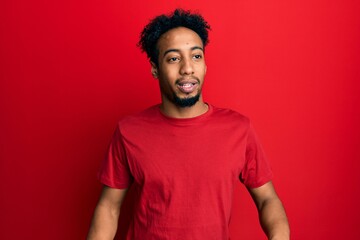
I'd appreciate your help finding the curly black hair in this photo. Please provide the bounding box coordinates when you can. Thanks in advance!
[138,9,211,66]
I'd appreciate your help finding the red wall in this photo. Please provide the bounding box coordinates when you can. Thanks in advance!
[1,0,360,239]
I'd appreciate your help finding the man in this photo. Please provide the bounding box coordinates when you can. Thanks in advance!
[87,9,290,240]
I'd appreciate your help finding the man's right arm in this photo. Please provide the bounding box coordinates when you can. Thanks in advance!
[87,186,128,240]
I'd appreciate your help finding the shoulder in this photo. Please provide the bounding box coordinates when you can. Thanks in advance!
[209,104,250,126]
[116,105,161,131]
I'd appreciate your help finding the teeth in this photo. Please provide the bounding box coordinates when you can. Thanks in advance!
[180,83,195,87]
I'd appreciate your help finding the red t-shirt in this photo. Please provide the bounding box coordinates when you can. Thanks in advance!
[98,104,273,240]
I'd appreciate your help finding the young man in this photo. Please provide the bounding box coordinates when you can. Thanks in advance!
[87,9,290,240]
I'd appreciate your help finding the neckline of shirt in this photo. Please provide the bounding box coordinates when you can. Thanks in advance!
[156,103,213,126]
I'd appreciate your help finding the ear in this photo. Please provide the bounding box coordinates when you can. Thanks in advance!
[150,61,158,79]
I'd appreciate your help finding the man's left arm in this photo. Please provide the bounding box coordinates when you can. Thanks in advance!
[248,181,290,240]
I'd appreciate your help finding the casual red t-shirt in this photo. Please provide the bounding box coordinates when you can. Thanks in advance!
[98,104,273,240]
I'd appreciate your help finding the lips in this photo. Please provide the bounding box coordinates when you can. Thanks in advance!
[176,78,199,94]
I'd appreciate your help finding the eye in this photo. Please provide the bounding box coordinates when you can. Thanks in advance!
[193,54,203,60]
[168,57,180,62]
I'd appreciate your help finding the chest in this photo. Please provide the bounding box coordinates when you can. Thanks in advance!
[122,124,248,187]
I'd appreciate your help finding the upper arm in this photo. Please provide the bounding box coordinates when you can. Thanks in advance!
[247,181,279,210]
[97,185,128,210]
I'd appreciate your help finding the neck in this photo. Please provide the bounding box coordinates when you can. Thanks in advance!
[160,98,208,119]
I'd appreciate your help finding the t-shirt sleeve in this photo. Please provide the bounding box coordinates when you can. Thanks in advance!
[240,122,273,188]
[97,124,133,189]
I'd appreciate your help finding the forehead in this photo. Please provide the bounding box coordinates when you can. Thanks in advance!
[157,27,203,53]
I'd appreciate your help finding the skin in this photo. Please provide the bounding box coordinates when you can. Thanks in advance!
[151,27,208,118]
[248,182,290,240]
[87,27,290,240]
[87,187,127,240]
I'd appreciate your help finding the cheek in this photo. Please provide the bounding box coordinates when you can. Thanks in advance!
[196,63,206,74]
[162,69,178,81]
[200,65,207,77]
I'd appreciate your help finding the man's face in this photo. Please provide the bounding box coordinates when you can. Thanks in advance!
[152,27,207,108]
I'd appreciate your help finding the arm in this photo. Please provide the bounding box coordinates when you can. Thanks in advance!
[87,186,128,240]
[248,181,290,240]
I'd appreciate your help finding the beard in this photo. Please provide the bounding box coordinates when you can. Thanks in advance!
[172,93,200,108]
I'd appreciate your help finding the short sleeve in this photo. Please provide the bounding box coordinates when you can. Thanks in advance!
[97,124,133,189]
[240,123,273,188]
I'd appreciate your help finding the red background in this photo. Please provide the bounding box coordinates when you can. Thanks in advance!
[1,0,360,239]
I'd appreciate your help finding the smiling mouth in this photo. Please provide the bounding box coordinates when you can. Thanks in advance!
[177,82,198,93]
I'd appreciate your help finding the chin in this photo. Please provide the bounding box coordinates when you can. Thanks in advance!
[173,93,200,108]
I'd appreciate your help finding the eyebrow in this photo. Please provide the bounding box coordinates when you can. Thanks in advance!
[163,46,204,57]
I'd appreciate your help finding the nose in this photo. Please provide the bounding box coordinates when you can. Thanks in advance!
[180,57,194,75]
